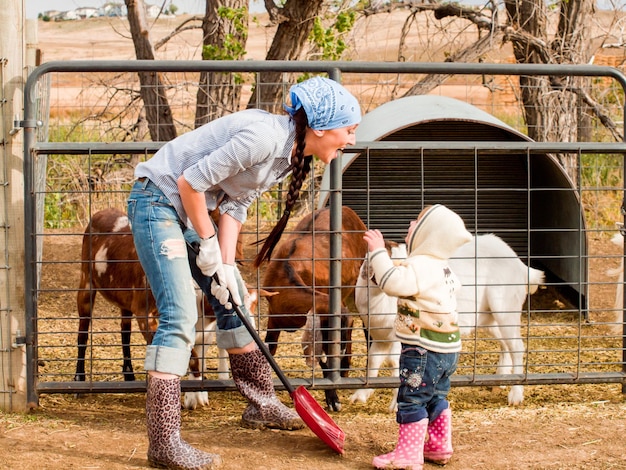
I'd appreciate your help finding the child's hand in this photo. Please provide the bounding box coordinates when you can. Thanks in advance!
[364,229,385,252]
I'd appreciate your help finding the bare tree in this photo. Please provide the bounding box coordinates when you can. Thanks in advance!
[366,0,607,181]
[195,0,249,127]
[124,1,327,128]
[248,0,325,112]
[124,0,177,141]
[505,0,595,175]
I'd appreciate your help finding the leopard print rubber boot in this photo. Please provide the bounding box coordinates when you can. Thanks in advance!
[146,375,222,470]
[229,348,304,431]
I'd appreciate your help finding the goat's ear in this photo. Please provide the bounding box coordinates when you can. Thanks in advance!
[259,288,279,298]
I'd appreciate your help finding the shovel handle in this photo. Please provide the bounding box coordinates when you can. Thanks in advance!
[187,241,345,454]
[185,240,296,394]
[228,299,296,395]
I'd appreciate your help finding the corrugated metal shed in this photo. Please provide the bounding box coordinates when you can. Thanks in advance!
[318,95,586,307]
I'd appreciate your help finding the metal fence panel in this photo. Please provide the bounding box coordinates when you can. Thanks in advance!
[22,61,626,406]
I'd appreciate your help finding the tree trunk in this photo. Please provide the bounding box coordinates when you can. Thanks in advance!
[247,0,325,112]
[125,0,177,141]
[557,0,595,146]
[504,0,593,181]
[504,0,548,142]
[194,0,248,127]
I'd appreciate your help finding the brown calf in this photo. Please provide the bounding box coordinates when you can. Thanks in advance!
[261,205,368,411]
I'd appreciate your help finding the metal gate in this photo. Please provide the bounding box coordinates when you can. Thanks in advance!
[21,60,626,406]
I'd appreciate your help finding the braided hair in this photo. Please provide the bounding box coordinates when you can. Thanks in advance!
[253,107,312,267]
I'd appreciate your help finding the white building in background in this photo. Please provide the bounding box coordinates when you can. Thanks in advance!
[41,10,61,19]
[100,3,128,17]
[146,4,164,17]
[75,7,99,19]
[54,10,79,20]
[42,3,171,21]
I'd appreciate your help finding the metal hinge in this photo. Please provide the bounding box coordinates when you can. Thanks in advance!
[9,116,42,136]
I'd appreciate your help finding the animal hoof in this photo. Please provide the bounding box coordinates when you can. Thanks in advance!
[328,401,342,412]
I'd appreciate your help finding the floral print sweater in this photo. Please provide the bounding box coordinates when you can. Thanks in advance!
[368,204,473,353]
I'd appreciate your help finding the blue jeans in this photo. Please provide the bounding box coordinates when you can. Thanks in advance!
[127,178,252,376]
[396,343,458,425]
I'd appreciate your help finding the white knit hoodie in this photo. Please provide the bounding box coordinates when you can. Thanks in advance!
[368,204,473,353]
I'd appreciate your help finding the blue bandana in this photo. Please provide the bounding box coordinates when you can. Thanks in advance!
[284,76,361,130]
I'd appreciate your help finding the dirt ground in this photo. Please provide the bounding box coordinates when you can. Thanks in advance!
[1,383,625,470]
[2,13,625,470]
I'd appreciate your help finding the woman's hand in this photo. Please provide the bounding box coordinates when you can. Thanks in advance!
[210,264,242,308]
[199,213,243,308]
[178,174,244,307]
[197,232,243,309]
[197,235,223,277]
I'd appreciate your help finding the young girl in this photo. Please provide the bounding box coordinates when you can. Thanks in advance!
[127,76,361,470]
[363,204,472,470]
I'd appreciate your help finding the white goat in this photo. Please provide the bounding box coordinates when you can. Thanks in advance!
[183,295,226,411]
[350,234,545,410]
[350,244,405,412]
[183,289,259,410]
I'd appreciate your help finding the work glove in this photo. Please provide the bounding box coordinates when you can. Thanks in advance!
[210,264,242,310]
[197,235,223,277]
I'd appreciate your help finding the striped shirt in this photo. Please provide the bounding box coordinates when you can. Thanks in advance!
[135,108,295,225]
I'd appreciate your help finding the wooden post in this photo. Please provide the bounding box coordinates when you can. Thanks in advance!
[0,0,37,411]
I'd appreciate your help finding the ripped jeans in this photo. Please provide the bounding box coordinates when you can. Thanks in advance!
[127,178,252,377]
[396,343,459,425]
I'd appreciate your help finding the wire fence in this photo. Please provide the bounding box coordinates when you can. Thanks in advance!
[20,60,626,407]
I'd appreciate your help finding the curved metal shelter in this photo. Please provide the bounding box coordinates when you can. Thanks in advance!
[319,95,586,307]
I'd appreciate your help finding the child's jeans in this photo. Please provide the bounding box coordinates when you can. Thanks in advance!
[396,343,459,425]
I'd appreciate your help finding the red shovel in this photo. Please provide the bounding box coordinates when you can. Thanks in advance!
[205,271,345,454]
[231,300,346,454]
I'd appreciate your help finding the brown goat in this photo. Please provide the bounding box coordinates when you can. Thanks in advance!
[75,208,262,409]
[75,208,159,384]
[261,205,368,411]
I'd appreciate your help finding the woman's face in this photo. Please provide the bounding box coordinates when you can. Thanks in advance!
[306,124,358,164]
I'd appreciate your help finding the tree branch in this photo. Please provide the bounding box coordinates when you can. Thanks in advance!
[404,30,505,96]
[569,85,624,141]
[433,3,495,30]
[502,26,553,63]
[153,16,204,50]
[264,0,290,24]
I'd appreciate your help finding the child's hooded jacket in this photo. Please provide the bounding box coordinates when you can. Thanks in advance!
[368,204,473,353]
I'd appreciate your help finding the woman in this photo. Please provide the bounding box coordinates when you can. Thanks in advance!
[127,76,361,470]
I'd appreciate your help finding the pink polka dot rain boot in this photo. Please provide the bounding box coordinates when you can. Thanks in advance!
[423,407,453,465]
[372,418,428,470]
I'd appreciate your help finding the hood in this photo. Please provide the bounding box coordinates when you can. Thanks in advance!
[406,204,473,259]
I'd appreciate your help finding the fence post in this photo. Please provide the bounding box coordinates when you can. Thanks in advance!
[0,2,38,411]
